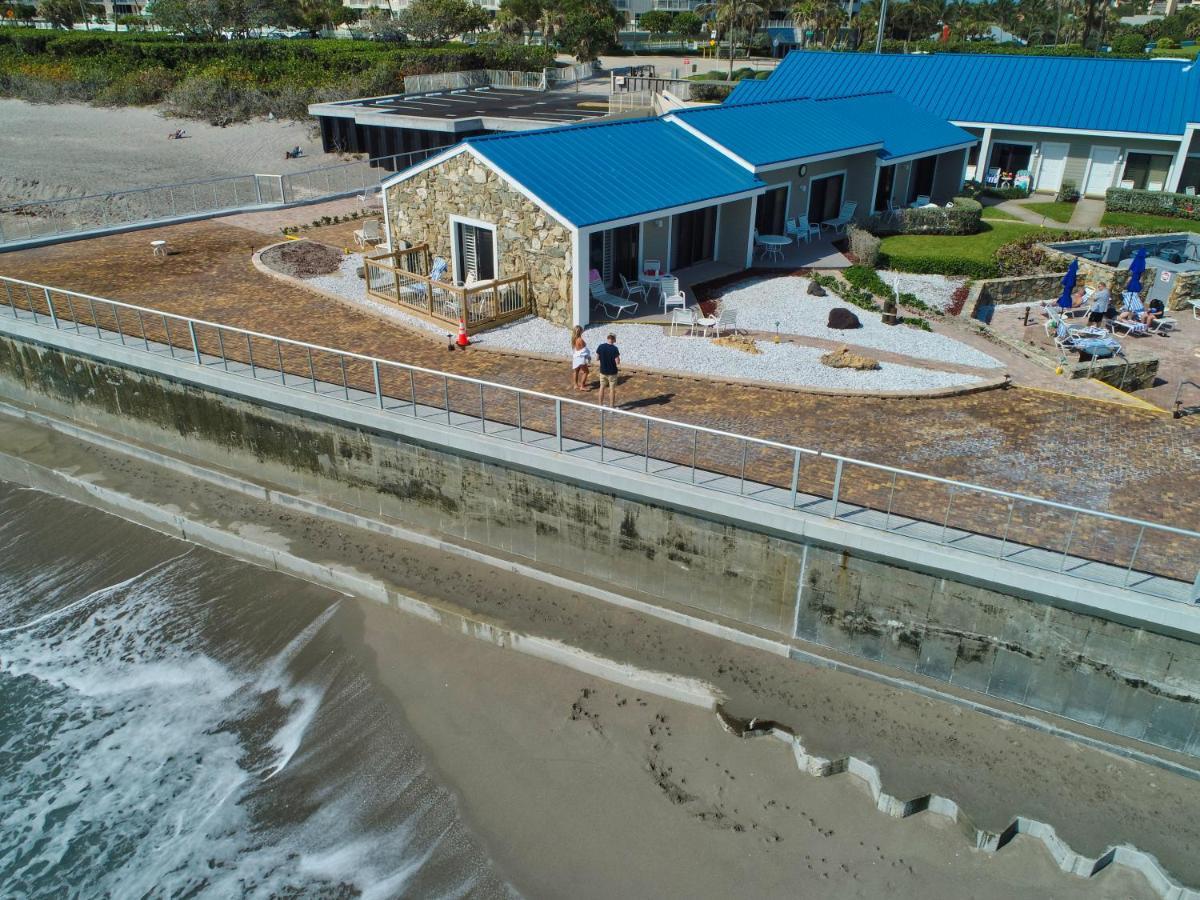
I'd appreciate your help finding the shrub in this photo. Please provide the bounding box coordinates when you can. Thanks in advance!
[809,272,880,312]
[1110,32,1147,54]
[96,65,175,105]
[875,252,998,279]
[946,282,971,316]
[1105,186,1200,220]
[1156,36,1179,49]
[842,264,889,297]
[847,225,880,268]
[689,81,733,102]
[868,197,982,236]
[1055,180,1080,203]
[992,226,1145,276]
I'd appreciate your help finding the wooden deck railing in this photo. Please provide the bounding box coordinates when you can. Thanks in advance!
[364,246,532,333]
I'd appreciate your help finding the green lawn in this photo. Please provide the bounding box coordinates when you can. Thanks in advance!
[981,206,1020,221]
[1099,211,1200,234]
[878,221,1048,277]
[1022,201,1077,223]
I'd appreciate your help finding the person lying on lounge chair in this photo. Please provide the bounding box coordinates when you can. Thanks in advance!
[1117,291,1157,327]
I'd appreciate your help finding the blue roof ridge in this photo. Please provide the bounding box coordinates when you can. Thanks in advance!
[682,89,901,115]
[783,48,1191,67]
[813,90,895,103]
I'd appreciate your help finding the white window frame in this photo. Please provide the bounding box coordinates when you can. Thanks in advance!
[807,169,847,222]
[448,214,499,284]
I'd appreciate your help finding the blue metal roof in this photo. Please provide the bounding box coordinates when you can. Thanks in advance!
[465,118,765,228]
[673,92,975,167]
[729,51,1200,136]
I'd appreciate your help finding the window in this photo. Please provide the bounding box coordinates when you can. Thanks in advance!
[1180,157,1200,194]
[808,173,845,223]
[453,220,495,283]
[672,207,716,270]
[754,186,788,235]
[1122,152,1173,191]
[874,165,895,213]
[589,224,639,287]
[987,142,1032,175]
[908,156,937,203]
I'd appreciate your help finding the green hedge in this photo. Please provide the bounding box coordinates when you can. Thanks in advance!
[875,253,998,279]
[689,81,734,102]
[868,197,982,236]
[1104,186,1200,221]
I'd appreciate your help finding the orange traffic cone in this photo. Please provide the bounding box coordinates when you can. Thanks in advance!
[456,319,470,347]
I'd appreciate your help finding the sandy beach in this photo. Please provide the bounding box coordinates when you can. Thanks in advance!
[0,99,346,204]
[346,601,1153,900]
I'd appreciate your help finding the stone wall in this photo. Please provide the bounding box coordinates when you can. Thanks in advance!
[1068,355,1158,391]
[965,273,1064,319]
[386,151,574,326]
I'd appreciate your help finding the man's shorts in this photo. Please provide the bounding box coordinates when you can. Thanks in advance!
[600,373,618,388]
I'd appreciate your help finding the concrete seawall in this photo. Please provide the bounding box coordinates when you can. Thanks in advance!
[1,322,1199,758]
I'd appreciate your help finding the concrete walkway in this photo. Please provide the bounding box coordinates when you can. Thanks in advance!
[1068,198,1105,230]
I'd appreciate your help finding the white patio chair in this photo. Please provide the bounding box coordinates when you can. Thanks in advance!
[699,306,737,338]
[820,201,857,235]
[353,218,381,248]
[619,273,648,304]
[590,277,636,319]
[669,306,696,337]
[662,285,686,316]
[753,229,767,256]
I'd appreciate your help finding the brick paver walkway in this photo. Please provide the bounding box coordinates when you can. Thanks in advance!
[2,219,1197,580]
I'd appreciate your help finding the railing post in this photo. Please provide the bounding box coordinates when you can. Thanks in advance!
[217,330,227,370]
[373,361,384,409]
[340,356,350,401]
[43,288,59,330]
[137,309,149,349]
[444,377,451,424]
[162,315,173,356]
[738,442,748,494]
[555,399,563,452]
[246,334,256,378]
[998,501,1015,559]
[789,449,801,508]
[307,347,317,392]
[188,321,202,365]
[1060,510,1080,572]
[516,391,524,441]
[883,471,898,530]
[478,382,486,432]
[830,459,843,518]
[275,340,286,384]
[600,409,606,462]
[643,420,651,472]
[1123,525,1145,587]
[409,370,418,416]
[940,487,956,544]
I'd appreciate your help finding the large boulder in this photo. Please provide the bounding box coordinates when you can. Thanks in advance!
[820,346,880,370]
[806,281,828,297]
[827,307,862,329]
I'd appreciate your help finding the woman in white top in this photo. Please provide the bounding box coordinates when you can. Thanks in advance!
[571,326,592,391]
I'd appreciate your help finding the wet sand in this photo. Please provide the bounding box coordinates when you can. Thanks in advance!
[344,600,1154,899]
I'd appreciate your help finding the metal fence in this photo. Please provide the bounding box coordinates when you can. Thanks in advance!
[0,147,438,246]
[1,273,1197,606]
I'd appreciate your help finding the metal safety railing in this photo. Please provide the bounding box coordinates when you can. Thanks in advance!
[1,273,1197,605]
[0,146,439,246]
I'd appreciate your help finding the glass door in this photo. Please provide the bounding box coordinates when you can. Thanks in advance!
[754,186,788,235]
[808,173,844,223]
[671,207,716,271]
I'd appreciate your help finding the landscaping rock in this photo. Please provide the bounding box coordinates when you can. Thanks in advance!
[827,307,861,329]
[820,346,880,370]
[807,281,828,297]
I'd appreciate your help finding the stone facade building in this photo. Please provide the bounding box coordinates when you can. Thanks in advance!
[386,152,574,326]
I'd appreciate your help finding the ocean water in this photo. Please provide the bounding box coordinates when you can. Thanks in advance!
[0,481,513,900]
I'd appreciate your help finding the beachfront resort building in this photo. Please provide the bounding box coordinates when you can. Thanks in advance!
[730,51,1200,197]
[374,91,974,328]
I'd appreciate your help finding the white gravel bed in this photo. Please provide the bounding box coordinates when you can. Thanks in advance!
[302,256,984,391]
[880,271,965,314]
[478,316,982,392]
[717,275,1000,369]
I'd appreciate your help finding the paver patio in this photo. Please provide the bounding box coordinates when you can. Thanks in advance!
[1,215,1197,579]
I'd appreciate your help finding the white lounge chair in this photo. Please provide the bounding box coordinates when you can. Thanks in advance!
[820,201,857,235]
[353,218,382,248]
[590,277,636,319]
[909,195,931,209]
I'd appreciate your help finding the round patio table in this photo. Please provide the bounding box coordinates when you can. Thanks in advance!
[638,272,667,298]
[758,234,790,262]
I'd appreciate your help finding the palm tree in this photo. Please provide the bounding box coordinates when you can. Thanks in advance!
[790,0,819,46]
[698,0,764,79]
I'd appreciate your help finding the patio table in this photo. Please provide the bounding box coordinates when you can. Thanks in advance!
[757,234,790,262]
[638,273,669,299]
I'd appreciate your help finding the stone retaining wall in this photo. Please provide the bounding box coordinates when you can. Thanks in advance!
[386,151,573,326]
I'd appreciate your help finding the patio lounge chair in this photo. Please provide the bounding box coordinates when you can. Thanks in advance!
[785,216,820,244]
[820,201,857,235]
[590,277,636,319]
[354,218,382,248]
[909,195,931,209]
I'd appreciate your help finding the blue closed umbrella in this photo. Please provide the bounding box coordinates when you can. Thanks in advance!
[1056,258,1078,308]
[1126,247,1148,294]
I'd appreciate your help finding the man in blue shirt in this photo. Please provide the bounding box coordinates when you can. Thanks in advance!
[595,333,621,408]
